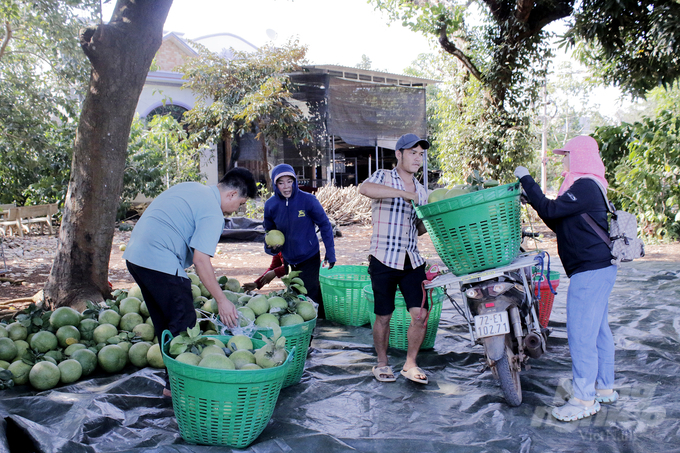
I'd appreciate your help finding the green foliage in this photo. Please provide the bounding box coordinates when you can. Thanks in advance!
[179,39,313,155]
[0,0,97,205]
[119,114,203,218]
[567,0,680,98]
[244,182,273,220]
[594,110,680,240]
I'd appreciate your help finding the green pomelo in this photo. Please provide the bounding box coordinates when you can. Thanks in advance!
[265,229,285,247]
[254,346,287,369]
[6,322,27,341]
[128,341,151,367]
[42,356,57,365]
[119,313,144,332]
[227,335,253,352]
[13,340,29,360]
[239,363,262,370]
[202,298,218,314]
[30,331,58,353]
[132,323,155,342]
[139,301,149,318]
[255,313,280,328]
[204,329,218,335]
[119,297,142,316]
[0,337,17,362]
[238,294,252,304]
[56,325,81,348]
[445,188,469,199]
[267,296,288,312]
[0,325,7,337]
[200,345,226,358]
[224,278,241,293]
[0,360,9,369]
[222,290,240,303]
[29,361,60,390]
[237,307,256,327]
[230,350,256,369]
[280,313,305,326]
[50,306,81,329]
[98,344,127,373]
[64,343,87,356]
[205,337,226,349]
[127,283,144,301]
[427,188,448,203]
[44,350,63,363]
[93,323,119,344]
[8,360,32,385]
[295,301,317,321]
[146,343,165,368]
[198,354,235,370]
[71,348,97,376]
[246,295,269,316]
[199,283,211,298]
[146,316,154,327]
[191,284,201,300]
[98,309,121,328]
[58,359,82,384]
[187,273,200,286]
[175,351,201,366]
[78,318,99,341]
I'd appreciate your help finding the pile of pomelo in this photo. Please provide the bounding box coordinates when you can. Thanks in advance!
[0,285,165,391]
[427,170,500,203]
[0,271,316,391]
[192,272,317,330]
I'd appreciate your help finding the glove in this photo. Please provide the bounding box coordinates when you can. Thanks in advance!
[328,261,335,270]
[514,166,530,179]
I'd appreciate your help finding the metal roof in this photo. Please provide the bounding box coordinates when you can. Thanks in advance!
[304,64,440,87]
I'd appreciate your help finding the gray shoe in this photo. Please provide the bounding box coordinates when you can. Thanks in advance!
[552,398,601,422]
[595,390,619,404]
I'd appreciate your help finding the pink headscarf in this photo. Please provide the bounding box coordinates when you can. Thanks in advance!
[553,135,608,196]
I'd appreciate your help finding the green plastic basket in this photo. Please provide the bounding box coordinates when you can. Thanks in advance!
[415,182,522,276]
[362,285,445,350]
[161,331,293,448]
[254,317,316,388]
[319,265,371,326]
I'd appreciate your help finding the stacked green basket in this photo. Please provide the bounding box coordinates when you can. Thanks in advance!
[362,285,445,350]
[319,265,372,326]
[415,182,522,276]
[254,316,316,388]
[161,331,293,448]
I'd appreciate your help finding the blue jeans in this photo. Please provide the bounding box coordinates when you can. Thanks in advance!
[566,265,618,401]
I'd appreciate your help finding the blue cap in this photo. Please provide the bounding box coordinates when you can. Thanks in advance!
[395,133,430,151]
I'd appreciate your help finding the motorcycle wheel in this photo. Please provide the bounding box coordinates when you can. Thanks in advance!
[496,346,522,407]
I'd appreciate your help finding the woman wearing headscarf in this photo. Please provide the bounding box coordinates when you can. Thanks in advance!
[514,135,618,422]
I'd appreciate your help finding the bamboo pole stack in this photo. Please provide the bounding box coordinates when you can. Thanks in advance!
[316,185,372,225]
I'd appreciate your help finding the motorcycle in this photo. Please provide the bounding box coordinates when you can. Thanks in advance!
[424,239,555,407]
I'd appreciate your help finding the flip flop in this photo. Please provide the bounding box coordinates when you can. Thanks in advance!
[372,365,396,382]
[400,366,428,384]
[551,398,600,422]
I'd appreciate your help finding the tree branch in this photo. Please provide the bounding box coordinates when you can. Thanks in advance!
[437,23,484,83]
[0,21,12,60]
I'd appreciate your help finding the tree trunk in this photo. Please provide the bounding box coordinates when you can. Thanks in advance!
[44,0,173,310]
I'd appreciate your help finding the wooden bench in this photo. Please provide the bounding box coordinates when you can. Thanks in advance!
[0,203,59,237]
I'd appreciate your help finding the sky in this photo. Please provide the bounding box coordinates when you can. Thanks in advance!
[103,0,627,118]
[106,0,436,75]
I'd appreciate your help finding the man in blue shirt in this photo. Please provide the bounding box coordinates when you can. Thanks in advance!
[124,168,257,394]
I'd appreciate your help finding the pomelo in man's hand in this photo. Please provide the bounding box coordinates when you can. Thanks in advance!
[265,230,285,247]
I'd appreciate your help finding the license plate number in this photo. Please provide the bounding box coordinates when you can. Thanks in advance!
[474,311,510,339]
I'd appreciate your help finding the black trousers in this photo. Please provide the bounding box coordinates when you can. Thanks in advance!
[285,252,325,319]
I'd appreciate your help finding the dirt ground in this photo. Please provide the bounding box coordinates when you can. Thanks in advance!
[2,220,679,308]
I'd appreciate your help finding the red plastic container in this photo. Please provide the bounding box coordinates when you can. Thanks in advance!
[533,271,560,328]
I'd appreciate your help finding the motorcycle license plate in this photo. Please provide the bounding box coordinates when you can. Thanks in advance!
[474,311,511,339]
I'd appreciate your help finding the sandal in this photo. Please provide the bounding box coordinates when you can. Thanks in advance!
[595,390,619,404]
[372,365,396,382]
[400,366,428,384]
[551,398,600,422]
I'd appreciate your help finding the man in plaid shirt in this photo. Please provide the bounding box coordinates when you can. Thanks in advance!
[359,133,431,384]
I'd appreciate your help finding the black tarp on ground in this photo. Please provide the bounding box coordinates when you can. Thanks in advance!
[1,259,679,452]
[220,217,265,243]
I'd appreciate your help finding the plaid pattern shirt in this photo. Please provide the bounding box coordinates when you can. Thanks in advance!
[366,168,428,270]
